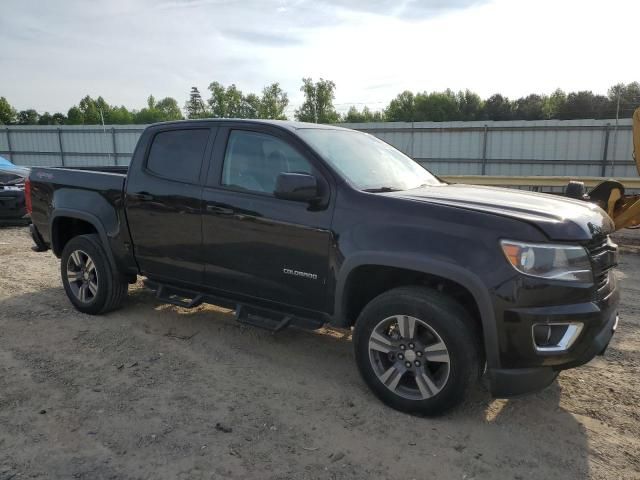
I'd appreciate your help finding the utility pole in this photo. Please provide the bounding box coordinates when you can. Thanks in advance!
[99,108,111,165]
[610,88,621,176]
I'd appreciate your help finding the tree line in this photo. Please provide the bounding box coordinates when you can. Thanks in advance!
[1,79,638,126]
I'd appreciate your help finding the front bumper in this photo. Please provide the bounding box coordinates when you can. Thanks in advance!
[0,189,27,220]
[488,270,620,397]
[489,308,618,397]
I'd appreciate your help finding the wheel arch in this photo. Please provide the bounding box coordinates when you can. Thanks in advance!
[51,210,118,273]
[333,252,500,368]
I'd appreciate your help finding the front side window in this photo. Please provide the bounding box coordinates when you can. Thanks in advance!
[297,128,441,191]
[221,130,313,194]
[147,129,210,183]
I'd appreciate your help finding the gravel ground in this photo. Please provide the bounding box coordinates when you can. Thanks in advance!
[0,226,639,480]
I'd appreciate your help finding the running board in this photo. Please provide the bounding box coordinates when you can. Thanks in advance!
[143,280,324,333]
[235,305,293,333]
[152,283,204,309]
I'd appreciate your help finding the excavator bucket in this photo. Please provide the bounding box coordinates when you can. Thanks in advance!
[607,106,640,230]
[584,107,640,230]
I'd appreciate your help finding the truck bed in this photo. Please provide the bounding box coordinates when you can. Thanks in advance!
[52,165,129,175]
[29,166,128,244]
[30,166,127,192]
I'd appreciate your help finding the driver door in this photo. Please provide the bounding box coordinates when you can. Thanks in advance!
[200,125,334,311]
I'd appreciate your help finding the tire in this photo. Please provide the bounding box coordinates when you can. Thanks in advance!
[353,286,480,416]
[60,234,128,315]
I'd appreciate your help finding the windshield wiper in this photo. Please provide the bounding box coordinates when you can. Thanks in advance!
[362,186,400,193]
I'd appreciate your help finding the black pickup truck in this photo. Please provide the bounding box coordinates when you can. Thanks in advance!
[27,120,620,415]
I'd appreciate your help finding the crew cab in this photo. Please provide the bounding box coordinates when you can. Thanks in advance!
[26,120,620,415]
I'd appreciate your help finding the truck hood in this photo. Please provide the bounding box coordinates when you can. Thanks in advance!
[0,165,29,186]
[387,183,614,241]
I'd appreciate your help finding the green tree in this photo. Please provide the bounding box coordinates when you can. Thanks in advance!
[134,95,184,123]
[107,105,134,124]
[456,90,483,121]
[77,95,103,124]
[294,78,339,124]
[67,106,84,125]
[344,106,366,123]
[367,108,385,122]
[17,109,39,125]
[384,91,416,122]
[242,93,261,118]
[0,97,17,125]
[414,90,460,121]
[343,106,385,123]
[37,112,67,125]
[558,91,612,119]
[52,113,67,124]
[542,89,567,119]
[513,94,545,120]
[155,97,183,120]
[258,83,288,120]
[38,112,52,125]
[185,87,209,119]
[482,94,514,120]
[608,82,640,117]
[207,82,247,118]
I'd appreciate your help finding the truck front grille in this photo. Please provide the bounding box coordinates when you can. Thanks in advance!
[586,236,617,293]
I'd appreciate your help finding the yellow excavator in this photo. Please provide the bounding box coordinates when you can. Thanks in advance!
[569,107,640,230]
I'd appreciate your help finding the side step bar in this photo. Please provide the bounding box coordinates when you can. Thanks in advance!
[235,305,293,333]
[155,284,204,309]
[143,280,323,333]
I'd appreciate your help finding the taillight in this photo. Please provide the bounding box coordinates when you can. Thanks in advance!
[25,178,32,214]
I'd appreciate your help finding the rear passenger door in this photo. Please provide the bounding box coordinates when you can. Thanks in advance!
[201,125,334,312]
[125,126,216,286]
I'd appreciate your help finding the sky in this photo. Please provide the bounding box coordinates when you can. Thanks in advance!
[1,0,638,116]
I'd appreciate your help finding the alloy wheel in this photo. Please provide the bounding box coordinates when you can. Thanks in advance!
[368,315,451,400]
[66,249,99,304]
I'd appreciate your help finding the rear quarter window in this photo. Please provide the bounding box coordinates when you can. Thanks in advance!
[146,129,210,183]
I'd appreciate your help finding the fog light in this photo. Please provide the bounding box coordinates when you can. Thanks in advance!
[533,324,552,346]
[532,322,583,353]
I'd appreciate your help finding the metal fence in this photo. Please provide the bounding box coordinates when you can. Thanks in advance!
[343,119,636,179]
[1,119,636,179]
[0,125,142,168]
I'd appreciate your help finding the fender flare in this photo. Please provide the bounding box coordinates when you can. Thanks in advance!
[332,252,500,368]
[50,208,118,272]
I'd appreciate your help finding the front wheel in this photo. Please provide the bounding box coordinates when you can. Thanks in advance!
[60,234,128,315]
[353,286,480,416]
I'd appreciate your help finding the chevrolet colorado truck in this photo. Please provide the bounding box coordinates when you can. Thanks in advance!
[26,120,620,415]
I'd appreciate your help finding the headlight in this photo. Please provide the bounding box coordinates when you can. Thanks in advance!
[500,240,593,283]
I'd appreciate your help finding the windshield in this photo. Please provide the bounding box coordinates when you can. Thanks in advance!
[297,128,441,191]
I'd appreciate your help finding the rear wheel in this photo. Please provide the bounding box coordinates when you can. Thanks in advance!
[353,286,480,415]
[61,234,128,314]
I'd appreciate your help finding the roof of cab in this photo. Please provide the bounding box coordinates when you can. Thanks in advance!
[149,118,351,132]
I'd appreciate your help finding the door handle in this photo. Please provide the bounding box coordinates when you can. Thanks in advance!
[133,192,154,201]
[206,204,235,215]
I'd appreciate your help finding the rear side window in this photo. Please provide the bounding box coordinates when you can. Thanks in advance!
[146,129,210,183]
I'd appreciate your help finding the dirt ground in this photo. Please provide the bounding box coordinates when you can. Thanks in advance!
[0,226,638,480]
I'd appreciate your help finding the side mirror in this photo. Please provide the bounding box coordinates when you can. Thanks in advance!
[274,172,318,202]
